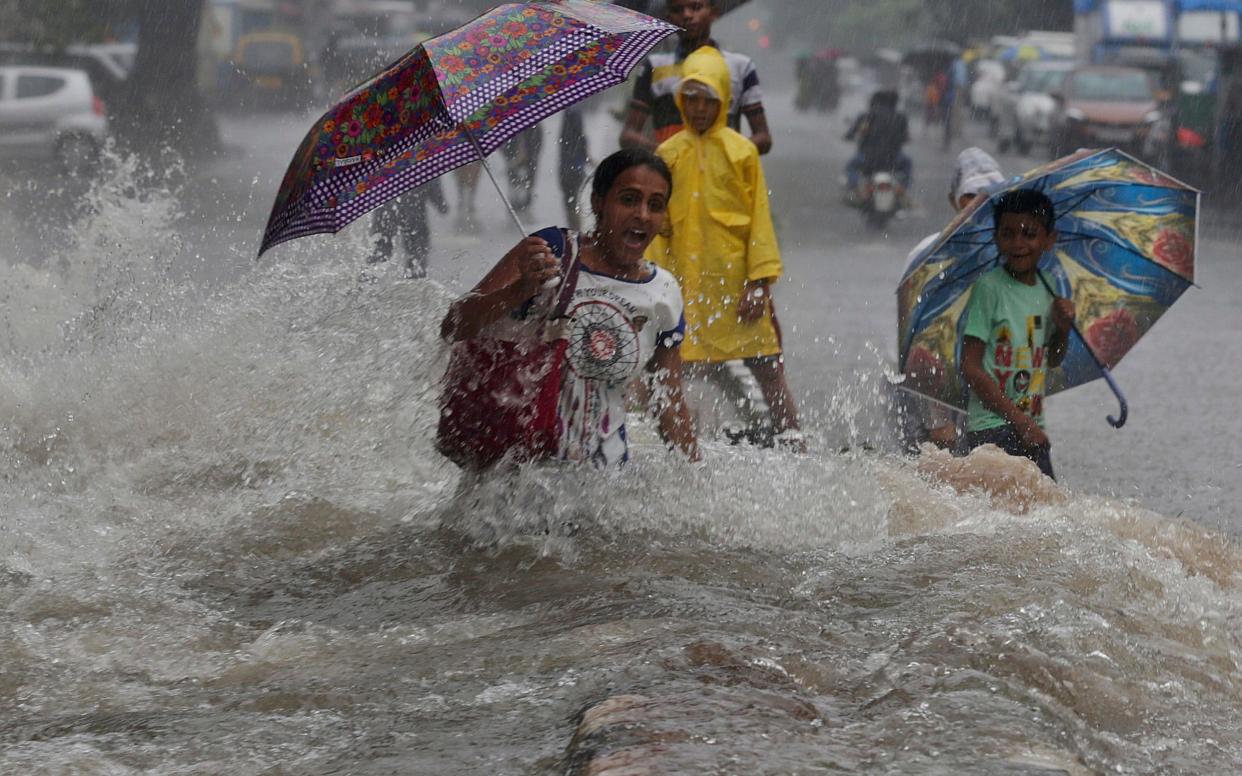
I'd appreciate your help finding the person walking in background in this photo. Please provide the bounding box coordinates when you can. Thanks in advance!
[558,103,591,232]
[898,147,1007,452]
[923,72,945,135]
[619,0,772,155]
[453,162,481,233]
[942,55,969,151]
[370,178,449,279]
[502,124,544,213]
[647,46,803,450]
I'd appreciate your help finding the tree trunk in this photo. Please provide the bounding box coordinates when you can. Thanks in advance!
[115,0,220,163]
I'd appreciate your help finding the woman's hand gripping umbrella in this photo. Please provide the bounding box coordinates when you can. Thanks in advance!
[257,0,677,255]
[898,147,1199,428]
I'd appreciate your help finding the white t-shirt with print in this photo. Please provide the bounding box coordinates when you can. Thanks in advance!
[557,265,685,467]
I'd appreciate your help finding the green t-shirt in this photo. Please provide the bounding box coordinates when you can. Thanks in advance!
[963,266,1057,432]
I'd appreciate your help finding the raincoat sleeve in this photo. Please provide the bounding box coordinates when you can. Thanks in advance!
[744,153,782,282]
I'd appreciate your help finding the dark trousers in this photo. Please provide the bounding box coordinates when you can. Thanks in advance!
[965,425,1055,480]
[371,195,431,277]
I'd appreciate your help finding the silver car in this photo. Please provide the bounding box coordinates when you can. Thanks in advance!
[0,65,108,172]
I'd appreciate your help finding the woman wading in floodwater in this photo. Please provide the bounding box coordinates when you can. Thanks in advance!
[440,149,699,467]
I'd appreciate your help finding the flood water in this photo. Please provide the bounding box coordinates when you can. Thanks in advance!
[3,16,1242,776]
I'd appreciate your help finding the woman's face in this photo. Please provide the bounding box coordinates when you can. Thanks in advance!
[592,165,669,267]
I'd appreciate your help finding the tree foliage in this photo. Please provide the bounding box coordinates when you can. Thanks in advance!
[0,0,134,48]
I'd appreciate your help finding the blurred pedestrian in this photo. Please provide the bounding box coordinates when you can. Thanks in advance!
[454,162,481,232]
[942,55,969,150]
[619,0,772,155]
[898,147,1007,452]
[502,124,544,213]
[558,103,591,232]
[370,179,449,279]
[647,47,803,450]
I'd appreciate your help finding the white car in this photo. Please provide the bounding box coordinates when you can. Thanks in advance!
[0,66,108,172]
[969,59,1006,117]
[991,60,1074,155]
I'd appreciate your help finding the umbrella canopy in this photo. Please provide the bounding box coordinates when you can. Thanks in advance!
[260,0,676,256]
[999,43,1045,63]
[903,42,962,81]
[898,148,1198,426]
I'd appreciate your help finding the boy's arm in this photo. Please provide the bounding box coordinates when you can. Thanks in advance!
[619,104,657,152]
[738,59,771,154]
[1048,297,1074,368]
[961,336,1049,449]
[743,106,772,155]
[619,62,657,151]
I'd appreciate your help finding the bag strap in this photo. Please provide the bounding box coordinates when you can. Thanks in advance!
[549,228,582,320]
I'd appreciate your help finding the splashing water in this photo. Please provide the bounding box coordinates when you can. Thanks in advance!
[1,136,1241,776]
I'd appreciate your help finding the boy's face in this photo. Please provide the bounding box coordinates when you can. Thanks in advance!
[681,88,721,133]
[995,211,1057,277]
[666,0,716,44]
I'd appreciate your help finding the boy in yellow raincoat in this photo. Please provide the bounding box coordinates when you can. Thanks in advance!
[647,46,803,447]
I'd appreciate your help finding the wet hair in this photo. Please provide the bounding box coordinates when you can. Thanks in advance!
[591,148,673,201]
[992,188,1055,233]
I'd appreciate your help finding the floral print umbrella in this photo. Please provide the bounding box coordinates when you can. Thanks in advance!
[898,148,1199,428]
[259,0,676,255]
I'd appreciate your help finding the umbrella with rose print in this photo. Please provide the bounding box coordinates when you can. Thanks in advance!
[259,0,677,256]
[898,147,1199,428]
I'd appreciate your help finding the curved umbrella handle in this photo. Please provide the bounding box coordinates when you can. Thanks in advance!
[1037,270,1128,429]
[1097,363,1128,428]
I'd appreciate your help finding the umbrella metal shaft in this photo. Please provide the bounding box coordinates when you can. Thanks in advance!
[462,123,527,239]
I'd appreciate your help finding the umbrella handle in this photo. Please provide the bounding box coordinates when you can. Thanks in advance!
[1097,363,1129,429]
[1038,271,1128,429]
[461,123,527,239]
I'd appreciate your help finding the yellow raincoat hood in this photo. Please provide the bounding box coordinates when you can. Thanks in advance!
[673,44,731,136]
[648,46,783,363]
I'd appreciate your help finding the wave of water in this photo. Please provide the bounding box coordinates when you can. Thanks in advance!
[1,156,1240,775]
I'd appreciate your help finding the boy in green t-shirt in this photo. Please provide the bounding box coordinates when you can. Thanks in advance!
[961,189,1074,479]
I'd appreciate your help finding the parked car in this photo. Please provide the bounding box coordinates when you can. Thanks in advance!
[0,42,134,105]
[991,60,1074,154]
[0,65,108,173]
[1049,66,1161,158]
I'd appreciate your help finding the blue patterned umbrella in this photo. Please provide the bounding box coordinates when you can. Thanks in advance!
[898,148,1199,427]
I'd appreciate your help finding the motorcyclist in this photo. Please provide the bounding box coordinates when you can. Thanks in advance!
[844,90,912,204]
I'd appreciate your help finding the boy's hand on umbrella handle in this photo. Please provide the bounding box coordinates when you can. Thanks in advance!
[1052,297,1074,333]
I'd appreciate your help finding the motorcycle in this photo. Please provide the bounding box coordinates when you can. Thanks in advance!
[844,168,902,229]
[861,170,901,229]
